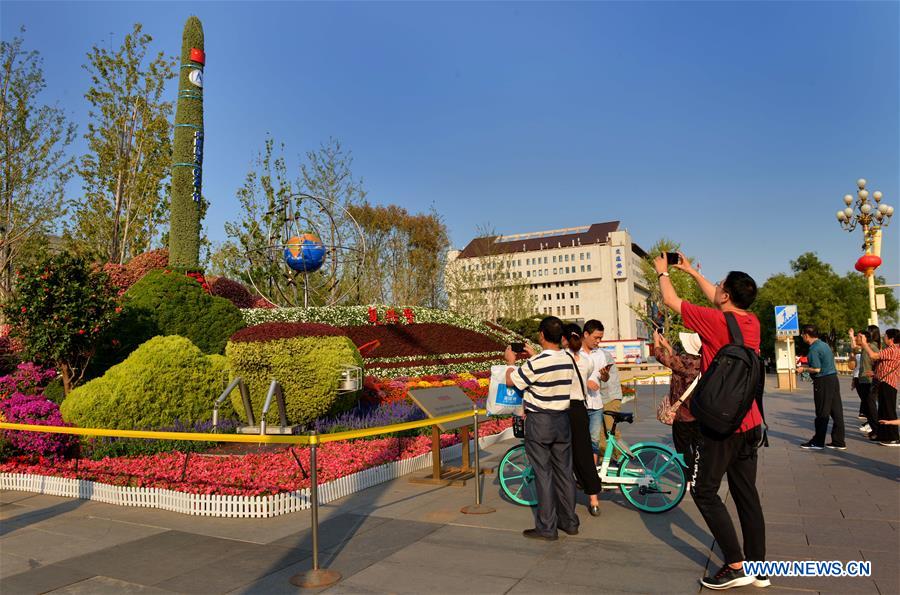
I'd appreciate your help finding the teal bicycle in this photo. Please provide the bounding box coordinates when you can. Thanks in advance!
[499,411,687,513]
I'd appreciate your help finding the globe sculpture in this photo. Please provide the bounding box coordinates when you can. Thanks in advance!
[244,194,366,307]
[284,234,327,273]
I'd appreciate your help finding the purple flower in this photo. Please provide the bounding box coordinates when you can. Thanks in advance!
[0,392,74,458]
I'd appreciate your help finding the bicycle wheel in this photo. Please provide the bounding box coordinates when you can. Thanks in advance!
[617,445,685,513]
[499,444,538,506]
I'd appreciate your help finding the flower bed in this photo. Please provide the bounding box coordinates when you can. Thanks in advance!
[362,372,490,405]
[0,418,512,497]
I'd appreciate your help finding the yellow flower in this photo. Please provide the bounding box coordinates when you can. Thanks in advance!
[478,378,491,387]
[442,380,456,386]
[457,373,475,380]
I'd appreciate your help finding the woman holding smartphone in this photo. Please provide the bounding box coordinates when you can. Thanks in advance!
[562,323,603,517]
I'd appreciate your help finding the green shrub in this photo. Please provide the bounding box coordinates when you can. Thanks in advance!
[226,323,363,425]
[90,270,245,377]
[61,336,230,430]
[42,377,65,405]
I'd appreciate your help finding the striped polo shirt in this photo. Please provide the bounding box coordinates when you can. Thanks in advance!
[510,348,574,413]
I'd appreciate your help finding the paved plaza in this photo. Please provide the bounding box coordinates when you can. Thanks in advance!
[1,376,897,594]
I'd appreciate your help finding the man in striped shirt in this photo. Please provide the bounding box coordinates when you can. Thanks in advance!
[505,316,578,540]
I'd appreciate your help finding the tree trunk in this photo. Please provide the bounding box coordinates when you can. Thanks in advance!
[59,362,74,396]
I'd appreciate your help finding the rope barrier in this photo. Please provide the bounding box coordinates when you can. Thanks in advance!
[0,408,488,446]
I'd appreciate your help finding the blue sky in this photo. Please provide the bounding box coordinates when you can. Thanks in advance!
[2,1,898,292]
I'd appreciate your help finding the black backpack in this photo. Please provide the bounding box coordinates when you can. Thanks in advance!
[689,312,765,439]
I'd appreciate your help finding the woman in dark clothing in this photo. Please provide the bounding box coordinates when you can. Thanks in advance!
[562,323,602,517]
[651,330,702,480]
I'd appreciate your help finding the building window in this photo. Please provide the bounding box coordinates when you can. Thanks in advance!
[526,271,530,278]
[580,253,584,260]
[586,253,591,259]
[565,254,569,262]
[587,264,591,272]
[575,291,579,299]
[562,306,567,316]
[544,257,548,264]
[576,305,580,315]
[580,265,585,272]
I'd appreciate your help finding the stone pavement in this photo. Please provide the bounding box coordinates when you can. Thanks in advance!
[1,376,897,594]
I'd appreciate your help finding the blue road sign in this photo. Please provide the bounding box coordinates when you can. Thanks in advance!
[775,305,799,336]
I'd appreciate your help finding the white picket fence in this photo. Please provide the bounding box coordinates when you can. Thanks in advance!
[0,427,513,518]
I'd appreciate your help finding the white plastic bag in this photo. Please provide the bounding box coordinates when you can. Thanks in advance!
[487,365,524,415]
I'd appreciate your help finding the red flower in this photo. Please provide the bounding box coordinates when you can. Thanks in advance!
[367,307,379,325]
[20,307,26,313]
[77,329,85,335]
[115,307,122,314]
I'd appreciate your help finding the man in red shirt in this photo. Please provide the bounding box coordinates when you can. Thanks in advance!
[655,252,767,591]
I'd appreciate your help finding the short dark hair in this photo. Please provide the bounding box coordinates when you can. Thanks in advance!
[857,329,871,341]
[722,271,757,310]
[867,325,881,347]
[885,328,900,343]
[801,324,818,338]
[563,323,583,352]
[583,319,604,335]
[539,316,564,345]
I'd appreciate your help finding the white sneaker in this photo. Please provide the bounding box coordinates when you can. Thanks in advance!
[754,575,771,588]
[859,423,872,433]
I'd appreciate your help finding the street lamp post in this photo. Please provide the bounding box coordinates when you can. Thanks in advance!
[836,178,894,326]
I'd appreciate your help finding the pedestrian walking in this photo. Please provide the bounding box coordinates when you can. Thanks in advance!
[504,316,579,540]
[655,251,768,590]
[797,325,846,450]
[857,328,900,447]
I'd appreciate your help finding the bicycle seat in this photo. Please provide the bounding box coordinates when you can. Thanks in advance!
[603,411,634,424]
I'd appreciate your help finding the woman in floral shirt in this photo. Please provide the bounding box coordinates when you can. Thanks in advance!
[652,331,702,478]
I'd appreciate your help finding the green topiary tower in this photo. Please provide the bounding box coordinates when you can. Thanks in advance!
[169,16,205,269]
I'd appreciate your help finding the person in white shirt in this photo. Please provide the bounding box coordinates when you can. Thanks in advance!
[562,323,602,517]
[582,320,611,462]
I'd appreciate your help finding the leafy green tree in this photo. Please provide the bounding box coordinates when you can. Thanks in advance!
[752,252,898,357]
[2,253,119,394]
[69,23,176,264]
[0,30,76,304]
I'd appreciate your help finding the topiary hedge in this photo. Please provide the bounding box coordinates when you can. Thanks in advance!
[226,323,363,425]
[91,270,246,378]
[61,336,230,430]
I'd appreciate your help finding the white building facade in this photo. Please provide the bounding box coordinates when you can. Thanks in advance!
[446,222,651,341]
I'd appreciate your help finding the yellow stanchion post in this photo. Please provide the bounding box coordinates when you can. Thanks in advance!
[290,431,341,589]
[461,404,495,515]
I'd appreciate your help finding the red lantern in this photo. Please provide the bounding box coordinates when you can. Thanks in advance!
[190,48,205,65]
[854,254,882,276]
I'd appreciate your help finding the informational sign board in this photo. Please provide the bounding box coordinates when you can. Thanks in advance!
[775,305,799,337]
[408,386,486,432]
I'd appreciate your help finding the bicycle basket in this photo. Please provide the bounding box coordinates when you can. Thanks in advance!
[512,415,525,439]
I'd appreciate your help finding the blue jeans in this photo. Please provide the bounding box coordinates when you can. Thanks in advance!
[587,408,605,455]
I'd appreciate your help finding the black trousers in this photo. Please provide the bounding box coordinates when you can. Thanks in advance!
[568,400,602,496]
[672,420,700,478]
[812,374,845,446]
[691,426,766,565]
[875,382,899,442]
[857,381,877,428]
[525,411,579,536]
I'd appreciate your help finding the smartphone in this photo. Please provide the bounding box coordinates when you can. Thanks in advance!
[510,342,526,353]
[665,252,681,266]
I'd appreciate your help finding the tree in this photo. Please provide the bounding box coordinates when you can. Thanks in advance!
[69,23,176,264]
[752,252,898,357]
[224,136,371,306]
[2,253,119,394]
[445,225,539,321]
[347,202,450,306]
[634,238,709,344]
[0,31,76,304]
[168,16,204,269]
